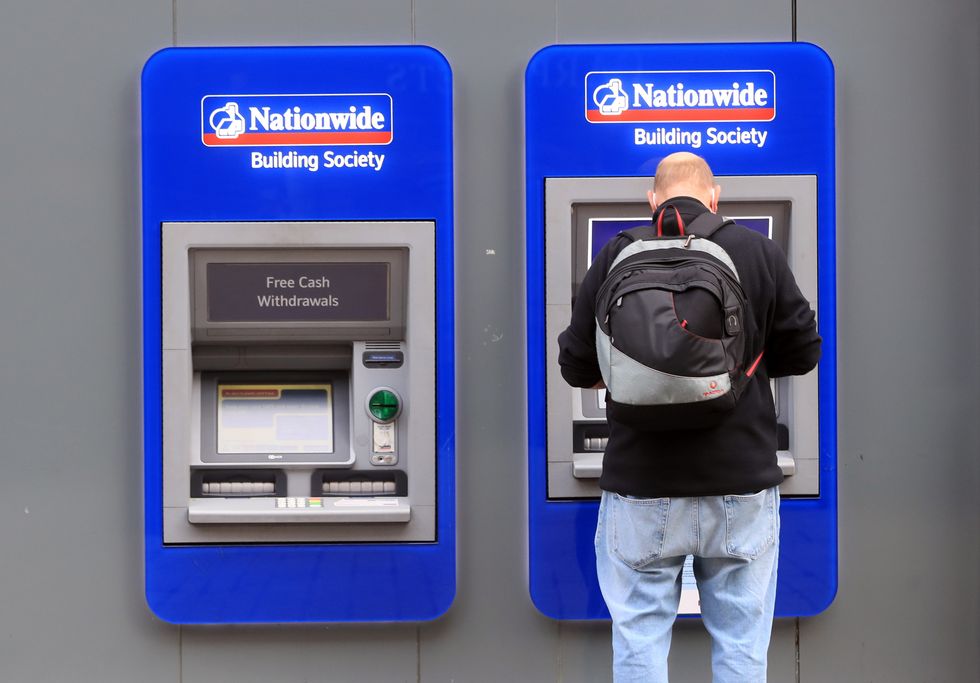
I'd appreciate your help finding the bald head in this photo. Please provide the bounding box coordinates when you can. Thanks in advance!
[648,152,720,212]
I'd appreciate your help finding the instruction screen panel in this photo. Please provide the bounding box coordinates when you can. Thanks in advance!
[217,383,335,454]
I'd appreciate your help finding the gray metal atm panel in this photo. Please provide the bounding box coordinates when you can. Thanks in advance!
[545,176,819,499]
[161,221,437,543]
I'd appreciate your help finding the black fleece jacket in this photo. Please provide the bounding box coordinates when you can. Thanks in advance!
[558,197,821,497]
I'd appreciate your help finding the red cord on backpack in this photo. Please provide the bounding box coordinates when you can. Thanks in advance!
[656,206,685,237]
[746,351,765,377]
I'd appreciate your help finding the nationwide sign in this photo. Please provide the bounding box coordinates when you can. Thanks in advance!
[201,93,394,147]
[585,70,776,124]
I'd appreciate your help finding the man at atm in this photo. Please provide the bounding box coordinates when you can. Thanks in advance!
[557,152,821,682]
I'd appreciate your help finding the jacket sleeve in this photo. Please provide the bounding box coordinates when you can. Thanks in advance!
[557,237,626,388]
[763,244,822,378]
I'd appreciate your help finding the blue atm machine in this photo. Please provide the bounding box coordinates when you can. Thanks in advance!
[142,47,455,623]
[526,43,837,618]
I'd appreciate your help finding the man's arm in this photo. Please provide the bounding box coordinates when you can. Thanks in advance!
[764,246,822,378]
[558,324,601,388]
[557,237,625,388]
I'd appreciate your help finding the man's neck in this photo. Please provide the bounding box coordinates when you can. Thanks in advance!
[654,196,708,213]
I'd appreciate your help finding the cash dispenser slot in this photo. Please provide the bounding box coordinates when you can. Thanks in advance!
[775,423,795,475]
[572,422,608,479]
[192,468,285,497]
[573,422,610,452]
[314,470,408,496]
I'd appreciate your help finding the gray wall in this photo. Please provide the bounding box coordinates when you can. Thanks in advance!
[0,1,977,681]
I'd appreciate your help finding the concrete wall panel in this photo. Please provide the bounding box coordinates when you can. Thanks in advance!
[796,0,980,680]
[175,0,412,45]
[557,0,790,44]
[0,3,176,683]
[182,626,419,683]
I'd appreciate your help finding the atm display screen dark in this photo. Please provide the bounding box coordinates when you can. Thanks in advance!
[216,383,334,454]
[726,215,773,238]
[587,217,649,264]
[587,214,773,264]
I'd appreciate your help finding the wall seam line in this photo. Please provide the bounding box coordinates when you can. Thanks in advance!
[554,0,559,44]
[556,620,563,682]
[178,625,183,683]
[795,617,801,682]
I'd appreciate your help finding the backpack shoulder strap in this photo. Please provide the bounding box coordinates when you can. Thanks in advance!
[623,212,735,242]
[686,212,734,240]
[620,223,659,243]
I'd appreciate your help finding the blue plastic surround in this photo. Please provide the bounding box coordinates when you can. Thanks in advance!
[525,43,837,619]
[142,46,455,624]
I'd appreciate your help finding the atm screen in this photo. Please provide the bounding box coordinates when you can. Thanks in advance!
[587,217,649,264]
[217,383,334,454]
[588,214,774,264]
[727,216,772,238]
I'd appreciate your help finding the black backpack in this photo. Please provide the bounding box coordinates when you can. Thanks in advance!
[594,209,761,431]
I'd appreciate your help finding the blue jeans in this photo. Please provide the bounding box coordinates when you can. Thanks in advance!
[595,487,780,683]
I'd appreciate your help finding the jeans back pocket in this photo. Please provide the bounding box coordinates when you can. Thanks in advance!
[724,487,778,561]
[609,494,670,570]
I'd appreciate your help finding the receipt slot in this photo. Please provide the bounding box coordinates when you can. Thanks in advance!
[526,44,837,618]
[142,47,454,623]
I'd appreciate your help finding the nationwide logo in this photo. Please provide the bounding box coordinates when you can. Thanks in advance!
[201,93,393,147]
[585,70,776,124]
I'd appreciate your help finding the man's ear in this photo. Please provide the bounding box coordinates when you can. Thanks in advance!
[647,189,658,211]
[710,184,721,212]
